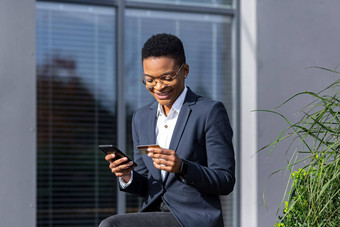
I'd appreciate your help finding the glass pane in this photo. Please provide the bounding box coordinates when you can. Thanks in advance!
[36,3,116,226]
[127,0,233,8]
[124,9,234,226]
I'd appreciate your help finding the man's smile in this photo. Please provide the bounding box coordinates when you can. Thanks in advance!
[154,89,173,100]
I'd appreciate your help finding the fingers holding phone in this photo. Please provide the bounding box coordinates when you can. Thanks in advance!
[107,153,134,173]
[99,145,136,182]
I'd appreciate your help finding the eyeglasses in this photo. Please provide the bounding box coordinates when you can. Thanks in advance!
[140,63,185,89]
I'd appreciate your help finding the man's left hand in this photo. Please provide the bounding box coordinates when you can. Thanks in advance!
[147,147,182,173]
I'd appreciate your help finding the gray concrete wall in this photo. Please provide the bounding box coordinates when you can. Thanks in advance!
[0,0,36,226]
[257,1,340,226]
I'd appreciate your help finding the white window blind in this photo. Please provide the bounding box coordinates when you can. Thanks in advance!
[36,3,117,226]
[126,0,233,8]
[124,9,234,226]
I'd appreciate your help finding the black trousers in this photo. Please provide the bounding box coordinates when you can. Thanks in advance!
[99,199,180,227]
[99,212,180,227]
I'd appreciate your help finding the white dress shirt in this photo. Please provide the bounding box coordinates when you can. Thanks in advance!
[156,86,187,180]
[120,87,188,187]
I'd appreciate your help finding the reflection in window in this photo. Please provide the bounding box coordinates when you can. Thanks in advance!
[124,9,234,226]
[36,3,116,226]
[127,0,233,7]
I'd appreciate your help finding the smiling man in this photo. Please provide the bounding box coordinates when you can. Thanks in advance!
[99,33,235,227]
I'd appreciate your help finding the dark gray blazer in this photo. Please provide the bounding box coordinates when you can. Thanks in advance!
[122,87,235,227]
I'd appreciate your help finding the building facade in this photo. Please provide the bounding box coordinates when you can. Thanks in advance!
[1,0,339,226]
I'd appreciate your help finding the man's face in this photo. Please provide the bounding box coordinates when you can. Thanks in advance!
[142,56,188,112]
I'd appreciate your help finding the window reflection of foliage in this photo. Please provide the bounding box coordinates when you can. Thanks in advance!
[37,55,118,226]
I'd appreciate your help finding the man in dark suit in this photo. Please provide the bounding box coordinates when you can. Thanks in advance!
[99,33,235,227]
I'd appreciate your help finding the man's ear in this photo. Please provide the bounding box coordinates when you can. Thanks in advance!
[183,64,189,78]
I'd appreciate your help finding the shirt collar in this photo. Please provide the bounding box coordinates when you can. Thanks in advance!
[157,86,188,117]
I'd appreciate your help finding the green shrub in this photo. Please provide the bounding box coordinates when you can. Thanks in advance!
[259,68,340,227]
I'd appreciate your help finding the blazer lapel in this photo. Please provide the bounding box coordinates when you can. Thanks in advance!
[148,101,158,145]
[168,104,191,153]
[168,88,197,153]
[147,101,162,180]
[164,88,197,186]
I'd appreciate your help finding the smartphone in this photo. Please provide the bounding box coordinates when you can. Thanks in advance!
[137,144,160,154]
[98,145,137,167]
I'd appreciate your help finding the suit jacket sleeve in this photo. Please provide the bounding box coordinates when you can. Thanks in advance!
[179,101,235,195]
[120,111,149,198]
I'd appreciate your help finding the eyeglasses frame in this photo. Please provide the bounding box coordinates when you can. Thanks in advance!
[140,63,185,89]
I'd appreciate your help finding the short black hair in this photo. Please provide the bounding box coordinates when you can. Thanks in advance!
[141,33,186,66]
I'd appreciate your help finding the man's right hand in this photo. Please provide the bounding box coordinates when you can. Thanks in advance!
[105,153,135,183]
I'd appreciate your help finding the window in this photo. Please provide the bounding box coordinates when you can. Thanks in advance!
[127,0,233,8]
[37,1,237,226]
[124,9,234,225]
[125,9,232,110]
[37,3,116,226]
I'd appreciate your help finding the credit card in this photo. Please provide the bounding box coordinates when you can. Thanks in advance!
[137,144,160,154]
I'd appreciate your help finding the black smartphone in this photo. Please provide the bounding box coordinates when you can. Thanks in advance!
[98,145,137,167]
